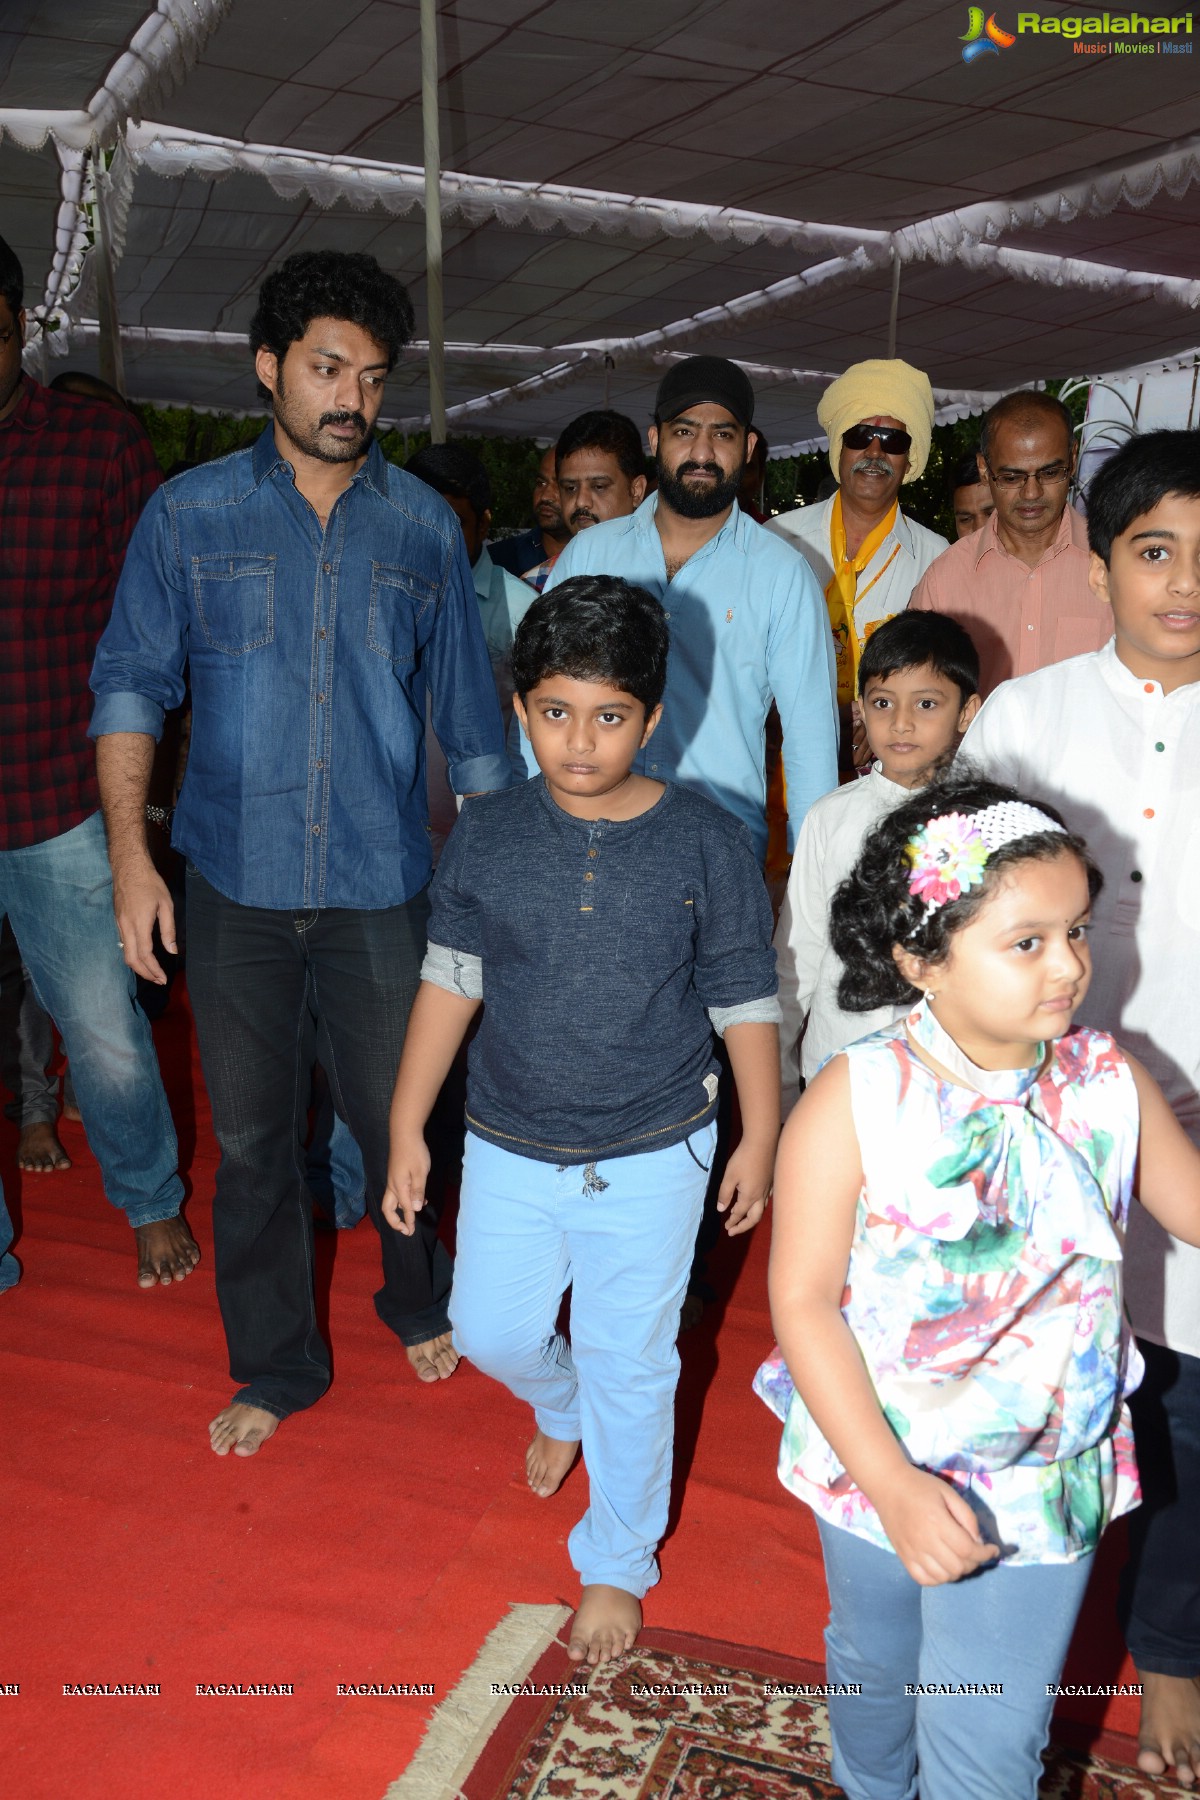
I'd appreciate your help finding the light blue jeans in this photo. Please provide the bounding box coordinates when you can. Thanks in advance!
[450,1123,715,1597]
[816,1518,1095,1800]
[0,814,183,1283]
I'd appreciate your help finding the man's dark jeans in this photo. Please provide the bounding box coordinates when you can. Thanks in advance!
[1119,1337,1200,1676]
[186,868,450,1418]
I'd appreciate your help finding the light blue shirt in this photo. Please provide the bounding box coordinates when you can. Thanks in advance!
[524,495,838,860]
[472,544,535,756]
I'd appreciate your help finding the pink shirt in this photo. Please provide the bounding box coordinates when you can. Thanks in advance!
[908,505,1111,696]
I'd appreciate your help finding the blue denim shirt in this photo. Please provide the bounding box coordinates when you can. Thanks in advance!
[90,428,511,910]
[530,495,839,861]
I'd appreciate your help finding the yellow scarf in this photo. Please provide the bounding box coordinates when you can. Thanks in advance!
[825,492,900,707]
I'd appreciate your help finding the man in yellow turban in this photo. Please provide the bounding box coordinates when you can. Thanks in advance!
[768,358,946,772]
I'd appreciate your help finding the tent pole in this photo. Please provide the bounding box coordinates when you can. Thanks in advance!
[420,0,446,443]
[886,249,901,360]
[92,157,128,398]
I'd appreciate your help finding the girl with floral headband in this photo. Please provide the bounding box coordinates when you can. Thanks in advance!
[755,772,1200,1800]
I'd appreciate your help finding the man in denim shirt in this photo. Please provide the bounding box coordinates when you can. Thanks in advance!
[90,252,511,1456]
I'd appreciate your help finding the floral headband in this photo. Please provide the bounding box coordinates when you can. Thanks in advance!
[905,801,1066,921]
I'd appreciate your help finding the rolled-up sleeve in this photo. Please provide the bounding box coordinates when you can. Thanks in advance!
[692,820,778,1011]
[427,535,513,795]
[89,488,190,741]
[427,804,484,960]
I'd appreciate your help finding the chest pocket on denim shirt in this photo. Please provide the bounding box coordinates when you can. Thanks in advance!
[617,887,696,974]
[367,562,438,667]
[192,554,275,654]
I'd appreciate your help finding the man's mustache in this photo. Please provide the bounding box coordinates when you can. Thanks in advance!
[678,462,722,479]
[852,456,893,477]
[570,508,598,527]
[320,411,367,432]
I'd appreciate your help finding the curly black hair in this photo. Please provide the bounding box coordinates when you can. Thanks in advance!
[249,250,414,380]
[831,771,1102,1012]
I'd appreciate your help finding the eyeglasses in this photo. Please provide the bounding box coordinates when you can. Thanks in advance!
[842,423,912,455]
[984,460,1071,490]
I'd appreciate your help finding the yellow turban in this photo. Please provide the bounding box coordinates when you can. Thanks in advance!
[817,357,935,483]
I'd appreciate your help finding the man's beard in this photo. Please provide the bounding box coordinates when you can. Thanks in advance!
[655,455,743,520]
[274,370,370,463]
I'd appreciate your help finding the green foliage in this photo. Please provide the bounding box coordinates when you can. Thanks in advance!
[135,405,545,532]
[136,404,265,475]
[376,430,544,531]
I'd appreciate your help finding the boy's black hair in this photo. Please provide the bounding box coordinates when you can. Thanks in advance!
[511,576,669,713]
[979,390,1073,465]
[249,251,414,395]
[949,448,985,496]
[405,441,490,519]
[0,232,23,317]
[831,770,1102,1012]
[856,611,980,706]
[555,409,646,483]
[1086,429,1200,565]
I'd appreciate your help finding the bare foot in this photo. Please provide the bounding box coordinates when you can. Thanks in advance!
[135,1216,200,1287]
[567,1585,642,1667]
[209,1402,281,1457]
[405,1332,459,1382]
[17,1120,71,1173]
[63,1099,82,1123]
[526,1430,579,1497]
[1136,1671,1200,1785]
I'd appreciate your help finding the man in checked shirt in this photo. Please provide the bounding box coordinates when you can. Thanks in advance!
[0,234,194,1295]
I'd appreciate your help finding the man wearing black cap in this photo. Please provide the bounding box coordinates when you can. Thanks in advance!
[528,355,837,861]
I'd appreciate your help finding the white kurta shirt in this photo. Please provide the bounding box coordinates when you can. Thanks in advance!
[766,493,948,643]
[961,639,1200,1356]
[774,765,913,1109]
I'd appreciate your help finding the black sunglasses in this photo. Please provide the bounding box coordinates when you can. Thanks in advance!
[842,423,913,455]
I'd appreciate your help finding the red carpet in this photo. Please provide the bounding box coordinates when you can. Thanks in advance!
[0,991,1144,1799]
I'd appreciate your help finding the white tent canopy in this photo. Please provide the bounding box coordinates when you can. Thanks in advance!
[2,0,1199,449]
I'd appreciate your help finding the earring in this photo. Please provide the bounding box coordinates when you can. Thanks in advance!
[924,990,936,1002]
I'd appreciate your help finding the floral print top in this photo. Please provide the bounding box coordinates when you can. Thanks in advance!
[754,1001,1143,1564]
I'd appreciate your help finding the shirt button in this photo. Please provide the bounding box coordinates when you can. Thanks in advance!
[312,825,321,836]
[587,848,597,858]
[1155,741,1165,752]
[584,871,594,881]
[1143,682,1155,693]
[1131,869,1143,882]
[650,764,657,772]
[323,562,331,573]
[1143,807,1155,818]
[1027,624,1034,631]
[317,692,326,703]
[319,628,327,639]
[315,759,324,770]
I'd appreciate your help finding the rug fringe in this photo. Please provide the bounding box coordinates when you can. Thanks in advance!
[384,1602,572,1800]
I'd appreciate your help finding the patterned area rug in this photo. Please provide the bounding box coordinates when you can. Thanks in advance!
[388,1606,1181,1800]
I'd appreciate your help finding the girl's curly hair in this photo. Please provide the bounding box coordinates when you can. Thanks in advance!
[830,770,1102,1012]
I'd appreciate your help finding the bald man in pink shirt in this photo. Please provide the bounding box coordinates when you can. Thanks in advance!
[909,390,1111,694]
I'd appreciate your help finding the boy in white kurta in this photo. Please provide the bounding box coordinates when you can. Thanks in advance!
[775,611,980,1115]
[960,428,1200,1783]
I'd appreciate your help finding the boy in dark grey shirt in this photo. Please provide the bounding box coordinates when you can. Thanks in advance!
[384,577,780,1666]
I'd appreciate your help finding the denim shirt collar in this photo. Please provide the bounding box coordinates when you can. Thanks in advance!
[249,422,391,497]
